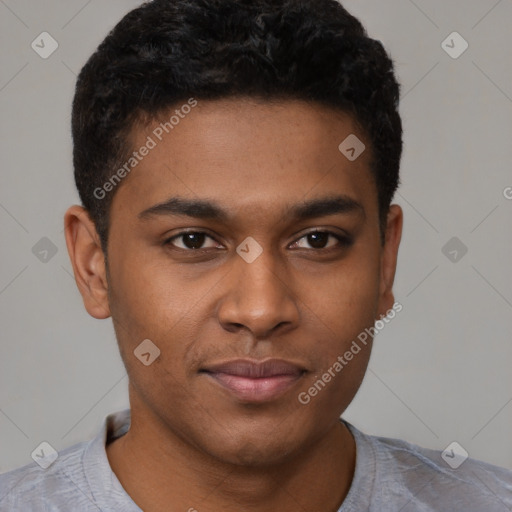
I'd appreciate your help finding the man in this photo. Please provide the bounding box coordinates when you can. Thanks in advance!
[1,0,511,510]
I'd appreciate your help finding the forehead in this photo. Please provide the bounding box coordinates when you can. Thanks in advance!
[111,98,377,224]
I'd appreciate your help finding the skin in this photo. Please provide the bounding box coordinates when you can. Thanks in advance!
[64,98,402,512]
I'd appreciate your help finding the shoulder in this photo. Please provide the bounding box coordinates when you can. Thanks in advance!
[0,440,91,511]
[349,425,512,511]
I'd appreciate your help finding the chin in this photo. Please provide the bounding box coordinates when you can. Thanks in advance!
[204,430,302,468]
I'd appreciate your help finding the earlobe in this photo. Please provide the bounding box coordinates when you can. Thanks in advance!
[64,205,111,319]
[377,204,403,318]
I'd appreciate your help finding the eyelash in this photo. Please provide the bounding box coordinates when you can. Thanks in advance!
[163,230,353,253]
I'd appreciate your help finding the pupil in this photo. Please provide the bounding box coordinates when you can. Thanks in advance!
[309,232,328,249]
[184,233,205,249]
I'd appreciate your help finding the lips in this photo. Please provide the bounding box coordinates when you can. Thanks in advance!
[203,359,305,378]
[200,358,306,402]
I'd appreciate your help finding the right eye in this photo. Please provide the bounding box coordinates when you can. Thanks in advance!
[163,231,221,251]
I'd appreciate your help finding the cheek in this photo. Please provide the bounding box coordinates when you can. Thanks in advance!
[107,255,211,384]
[294,248,380,399]
[109,252,194,330]
[295,263,378,415]
[301,252,380,338]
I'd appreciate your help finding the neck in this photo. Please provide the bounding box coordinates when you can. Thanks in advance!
[107,405,356,512]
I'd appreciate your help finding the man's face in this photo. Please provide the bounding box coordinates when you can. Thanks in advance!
[73,98,401,465]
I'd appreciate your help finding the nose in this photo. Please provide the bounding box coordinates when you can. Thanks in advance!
[216,245,300,339]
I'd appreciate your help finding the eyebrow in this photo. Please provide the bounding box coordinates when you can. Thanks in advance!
[138,194,365,223]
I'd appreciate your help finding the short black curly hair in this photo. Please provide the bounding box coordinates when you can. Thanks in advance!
[72,0,402,252]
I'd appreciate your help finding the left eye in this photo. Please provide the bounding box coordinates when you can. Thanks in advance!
[291,231,351,250]
[164,230,351,251]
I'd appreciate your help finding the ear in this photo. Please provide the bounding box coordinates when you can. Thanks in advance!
[64,205,111,319]
[376,204,403,319]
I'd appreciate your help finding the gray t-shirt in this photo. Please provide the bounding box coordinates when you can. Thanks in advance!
[1,409,511,511]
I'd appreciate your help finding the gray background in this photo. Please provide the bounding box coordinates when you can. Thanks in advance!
[0,0,511,474]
